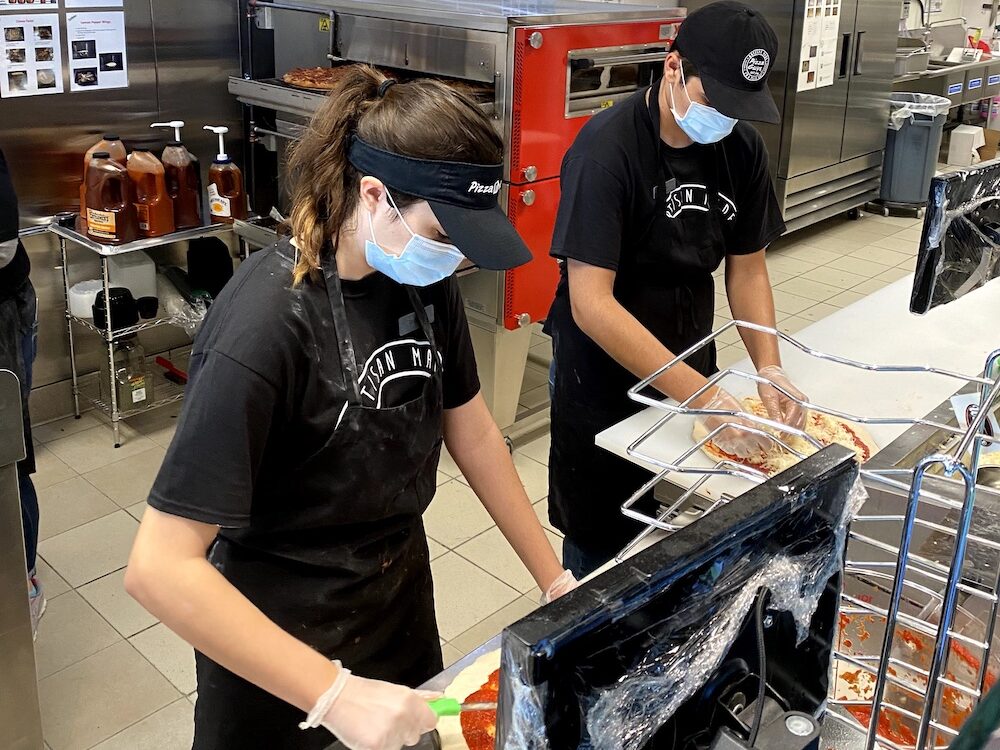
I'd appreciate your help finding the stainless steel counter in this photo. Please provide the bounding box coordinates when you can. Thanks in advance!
[894,56,1000,105]
[0,370,43,748]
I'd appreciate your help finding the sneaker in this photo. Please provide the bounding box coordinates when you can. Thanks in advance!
[28,576,46,641]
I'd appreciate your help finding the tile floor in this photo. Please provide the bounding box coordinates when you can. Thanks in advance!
[25,210,923,748]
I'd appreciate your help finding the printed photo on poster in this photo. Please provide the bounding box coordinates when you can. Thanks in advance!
[67,10,127,91]
[0,0,59,8]
[0,12,63,98]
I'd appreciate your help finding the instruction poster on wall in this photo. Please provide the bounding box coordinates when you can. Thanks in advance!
[67,11,127,91]
[1,13,62,98]
[798,0,842,92]
[0,0,59,8]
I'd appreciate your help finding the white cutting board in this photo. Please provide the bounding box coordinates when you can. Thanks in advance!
[596,276,1000,503]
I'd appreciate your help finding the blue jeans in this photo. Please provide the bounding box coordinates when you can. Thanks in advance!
[2,280,38,573]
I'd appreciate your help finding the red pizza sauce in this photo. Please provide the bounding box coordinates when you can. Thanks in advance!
[460,669,501,750]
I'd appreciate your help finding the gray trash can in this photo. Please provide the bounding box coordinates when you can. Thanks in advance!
[880,93,951,205]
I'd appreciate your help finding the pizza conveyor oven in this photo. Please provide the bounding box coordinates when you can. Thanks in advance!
[230,0,686,431]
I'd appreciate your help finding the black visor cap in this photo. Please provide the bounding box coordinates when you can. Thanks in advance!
[347,137,531,271]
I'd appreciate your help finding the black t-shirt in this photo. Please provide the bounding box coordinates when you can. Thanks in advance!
[0,148,30,300]
[545,83,785,405]
[148,240,479,529]
[550,84,785,273]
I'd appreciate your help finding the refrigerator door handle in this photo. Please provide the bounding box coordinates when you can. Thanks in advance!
[839,32,852,79]
[853,30,866,76]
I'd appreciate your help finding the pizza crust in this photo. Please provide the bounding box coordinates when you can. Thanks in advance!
[438,649,502,750]
[692,397,878,477]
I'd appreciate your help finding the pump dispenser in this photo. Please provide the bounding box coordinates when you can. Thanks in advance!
[203,125,246,224]
[127,148,175,238]
[151,121,203,229]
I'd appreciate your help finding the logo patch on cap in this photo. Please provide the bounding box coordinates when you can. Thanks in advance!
[741,49,770,83]
[468,180,502,195]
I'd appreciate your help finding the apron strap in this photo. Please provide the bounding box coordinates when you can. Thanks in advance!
[405,286,438,353]
[320,248,443,406]
[321,248,363,405]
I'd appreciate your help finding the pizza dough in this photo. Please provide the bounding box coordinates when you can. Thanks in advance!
[693,396,878,477]
[438,649,501,750]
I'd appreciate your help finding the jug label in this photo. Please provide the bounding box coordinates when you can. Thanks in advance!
[135,203,150,231]
[87,208,117,240]
[208,183,232,218]
[130,376,147,404]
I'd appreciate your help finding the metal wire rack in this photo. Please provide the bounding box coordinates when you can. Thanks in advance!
[613,319,1000,749]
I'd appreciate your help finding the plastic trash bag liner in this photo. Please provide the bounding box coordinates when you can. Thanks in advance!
[888,93,950,131]
[912,160,1000,314]
[497,445,866,750]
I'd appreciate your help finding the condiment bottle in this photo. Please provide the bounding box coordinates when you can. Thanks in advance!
[127,149,175,238]
[151,121,203,229]
[101,334,154,409]
[85,151,139,245]
[78,134,127,229]
[203,125,246,224]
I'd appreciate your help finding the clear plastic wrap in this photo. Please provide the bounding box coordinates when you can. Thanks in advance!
[888,93,950,131]
[503,477,868,750]
[156,272,208,337]
[911,159,1000,313]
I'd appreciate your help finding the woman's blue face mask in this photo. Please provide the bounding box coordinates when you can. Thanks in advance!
[669,67,738,145]
[365,191,465,287]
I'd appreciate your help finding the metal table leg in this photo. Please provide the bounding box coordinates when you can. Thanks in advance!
[100,257,121,448]
[59,236,82,419]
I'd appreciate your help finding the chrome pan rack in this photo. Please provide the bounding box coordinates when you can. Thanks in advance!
[614,319,1000,749]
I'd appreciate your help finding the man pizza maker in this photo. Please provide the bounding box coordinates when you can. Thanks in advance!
[545,0,810,577]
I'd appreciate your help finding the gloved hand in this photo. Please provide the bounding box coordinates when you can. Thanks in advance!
[541,569,579,604]
[305,663,439,750]
[757,365,808,431]
[695,388,773,459]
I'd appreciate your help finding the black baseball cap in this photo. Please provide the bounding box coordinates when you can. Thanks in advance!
[347,136,531,271]
[672,1,780,124]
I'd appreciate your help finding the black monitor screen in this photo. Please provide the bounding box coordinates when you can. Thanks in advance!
[497,445,861,750]
[911,162,1000,314]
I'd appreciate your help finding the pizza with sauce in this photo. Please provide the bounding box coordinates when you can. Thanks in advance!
[282,66,354,90]
[692,397,878,477]
[439,650,501,750]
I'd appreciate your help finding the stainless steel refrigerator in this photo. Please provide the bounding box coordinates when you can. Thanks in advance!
[685,0,900,232]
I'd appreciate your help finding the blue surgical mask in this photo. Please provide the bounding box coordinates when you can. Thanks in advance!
[365,191,465,287]
[669,68,738,145]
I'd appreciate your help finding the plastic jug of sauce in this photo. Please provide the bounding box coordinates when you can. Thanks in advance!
[85,151,139,245]
[79,134,126,229]
[127,149,175,238]
[151,121,203,229]
[203,125,247,224]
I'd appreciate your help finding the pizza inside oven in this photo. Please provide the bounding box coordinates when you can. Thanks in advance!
[281,65,493,101]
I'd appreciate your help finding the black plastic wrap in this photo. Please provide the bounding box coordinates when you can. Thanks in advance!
[911,160,1000,314]
[498,446,866,749]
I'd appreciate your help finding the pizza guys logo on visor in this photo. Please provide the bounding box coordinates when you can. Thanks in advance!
[468,180,502,195]
[742,49,770,83]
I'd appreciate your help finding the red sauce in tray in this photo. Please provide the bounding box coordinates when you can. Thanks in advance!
[460,669,501,750]
[847,706,918,746]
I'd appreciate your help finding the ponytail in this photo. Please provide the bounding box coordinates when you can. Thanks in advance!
[286,65,503,285]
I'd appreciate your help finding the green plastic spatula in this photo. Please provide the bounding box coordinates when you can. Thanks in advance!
[427,697,498,717]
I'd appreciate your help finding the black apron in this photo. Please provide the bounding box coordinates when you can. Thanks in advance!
[547,80,732,561]
[193,255,445,750]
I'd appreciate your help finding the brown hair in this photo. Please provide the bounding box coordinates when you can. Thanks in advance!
[287,65,502,284]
